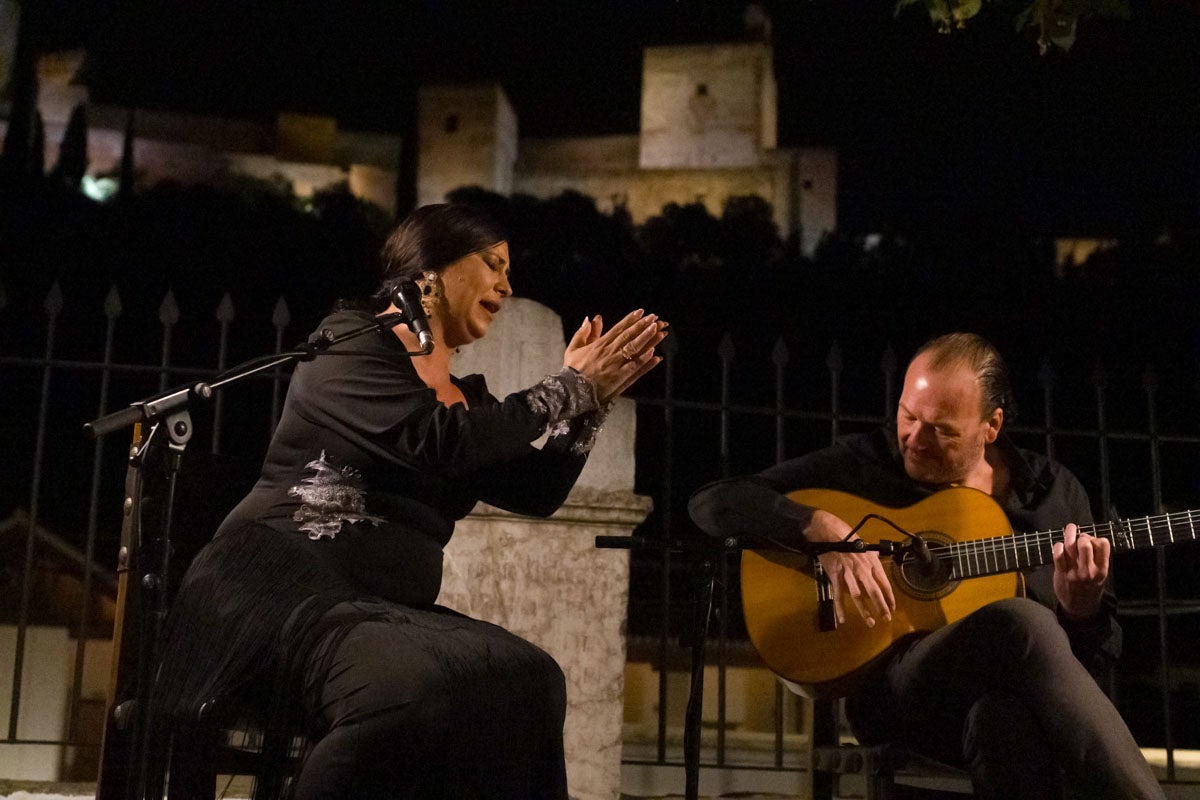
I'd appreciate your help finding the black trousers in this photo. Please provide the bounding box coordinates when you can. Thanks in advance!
[846,597,1164,800]
[292,599,569,800]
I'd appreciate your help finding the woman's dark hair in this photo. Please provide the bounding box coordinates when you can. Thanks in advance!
[916,332,1016,420]
[370,203,506,310]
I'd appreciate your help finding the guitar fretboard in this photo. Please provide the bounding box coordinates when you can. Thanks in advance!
[944,509,1200,580]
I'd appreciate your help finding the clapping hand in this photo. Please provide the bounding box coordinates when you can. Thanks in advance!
[563,309,668,403]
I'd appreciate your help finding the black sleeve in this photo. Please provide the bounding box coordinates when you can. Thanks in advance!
[292,352,592,478]
[688,475,816,544]
[687,437,883,543]
[450,379,598,517]
[1057,592,1122,688]
[471,446,588,517]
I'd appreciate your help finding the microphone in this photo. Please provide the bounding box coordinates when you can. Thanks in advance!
[909,533,935,569]
[393,280,434,353]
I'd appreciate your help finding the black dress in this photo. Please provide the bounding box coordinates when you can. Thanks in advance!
[150,308,607,799]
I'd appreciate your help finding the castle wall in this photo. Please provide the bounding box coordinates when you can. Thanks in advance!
[516,135,640,173]
[639,43,774,170]
[794,147,838,257]
[417,84,517,206]
[86,104,274,154]
[9,36,837,255]
[516,164,783,225]
[514,145,837,256]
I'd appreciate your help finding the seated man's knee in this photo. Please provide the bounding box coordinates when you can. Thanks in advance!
[966,598,1083,688]
[976,597,1067,649]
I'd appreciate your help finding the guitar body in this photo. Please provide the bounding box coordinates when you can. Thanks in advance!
[740,487,1020,697]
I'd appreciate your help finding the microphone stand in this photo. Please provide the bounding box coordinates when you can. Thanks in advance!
[89,310,430,800]
[595,532,906,800]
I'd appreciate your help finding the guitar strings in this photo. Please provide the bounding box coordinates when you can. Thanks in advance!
[944,511,1199,559]
[921,511,1200,579]
[751,508,1197,569]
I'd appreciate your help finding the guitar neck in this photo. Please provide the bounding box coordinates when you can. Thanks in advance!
[950,509,1200,580]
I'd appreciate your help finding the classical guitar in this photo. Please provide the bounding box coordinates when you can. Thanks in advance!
[740,486,1199,698]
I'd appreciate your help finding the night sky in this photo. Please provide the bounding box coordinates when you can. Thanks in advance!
[26,0,1200,232]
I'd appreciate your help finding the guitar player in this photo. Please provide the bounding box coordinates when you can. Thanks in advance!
[689,333,1164,800]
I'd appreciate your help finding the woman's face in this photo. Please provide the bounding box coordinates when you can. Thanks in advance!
[435,240,512,348]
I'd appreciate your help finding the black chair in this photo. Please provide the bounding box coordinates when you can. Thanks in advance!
[810,698,973,800]
[163,694,309,800]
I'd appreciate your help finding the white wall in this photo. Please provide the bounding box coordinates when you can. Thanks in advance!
[0,626,71,780]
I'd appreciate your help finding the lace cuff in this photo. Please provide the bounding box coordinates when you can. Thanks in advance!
[524,367,600,426]
[548,401,615,456]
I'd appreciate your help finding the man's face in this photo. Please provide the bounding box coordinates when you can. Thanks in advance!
[896,352,1001,486]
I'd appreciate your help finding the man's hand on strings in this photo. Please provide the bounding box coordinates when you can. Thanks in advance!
[1052,522,1110,620]
[807,509,896,628]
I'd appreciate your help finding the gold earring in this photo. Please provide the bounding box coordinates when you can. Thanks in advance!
[414,270,443,318]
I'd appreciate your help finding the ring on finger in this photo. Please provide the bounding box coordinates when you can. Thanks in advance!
[620,344,637,362]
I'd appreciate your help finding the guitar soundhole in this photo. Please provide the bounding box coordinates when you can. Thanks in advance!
[895,531,958,599]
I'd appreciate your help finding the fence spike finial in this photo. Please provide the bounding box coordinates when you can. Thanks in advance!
[159,289,180,325]
[103,285,123,319]
[826,341,843,372]
[1038,356,1056,390]
[880,344,897,376]
[44,281,64,318]
[718,332,735,362]
[216,292,236,323]
[272,297,291,328]
[662,331,679,356]
[771,337,789,367]
[1142,364,1158,392]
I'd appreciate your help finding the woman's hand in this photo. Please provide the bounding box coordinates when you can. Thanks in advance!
[563,309,668,403]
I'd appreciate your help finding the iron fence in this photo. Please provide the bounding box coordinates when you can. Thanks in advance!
[2,280,1199,786]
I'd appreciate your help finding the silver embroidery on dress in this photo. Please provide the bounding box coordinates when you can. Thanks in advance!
[548,401,614,455]
[288,450,385,540]
[524,367,599,427]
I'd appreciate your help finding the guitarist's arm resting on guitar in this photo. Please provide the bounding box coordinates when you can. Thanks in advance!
[689,477,896,628]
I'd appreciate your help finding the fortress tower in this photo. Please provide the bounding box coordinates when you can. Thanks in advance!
[416,84,517,207]
[638,41,777,170]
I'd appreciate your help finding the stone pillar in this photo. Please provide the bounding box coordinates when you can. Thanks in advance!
[439,298,650,800]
